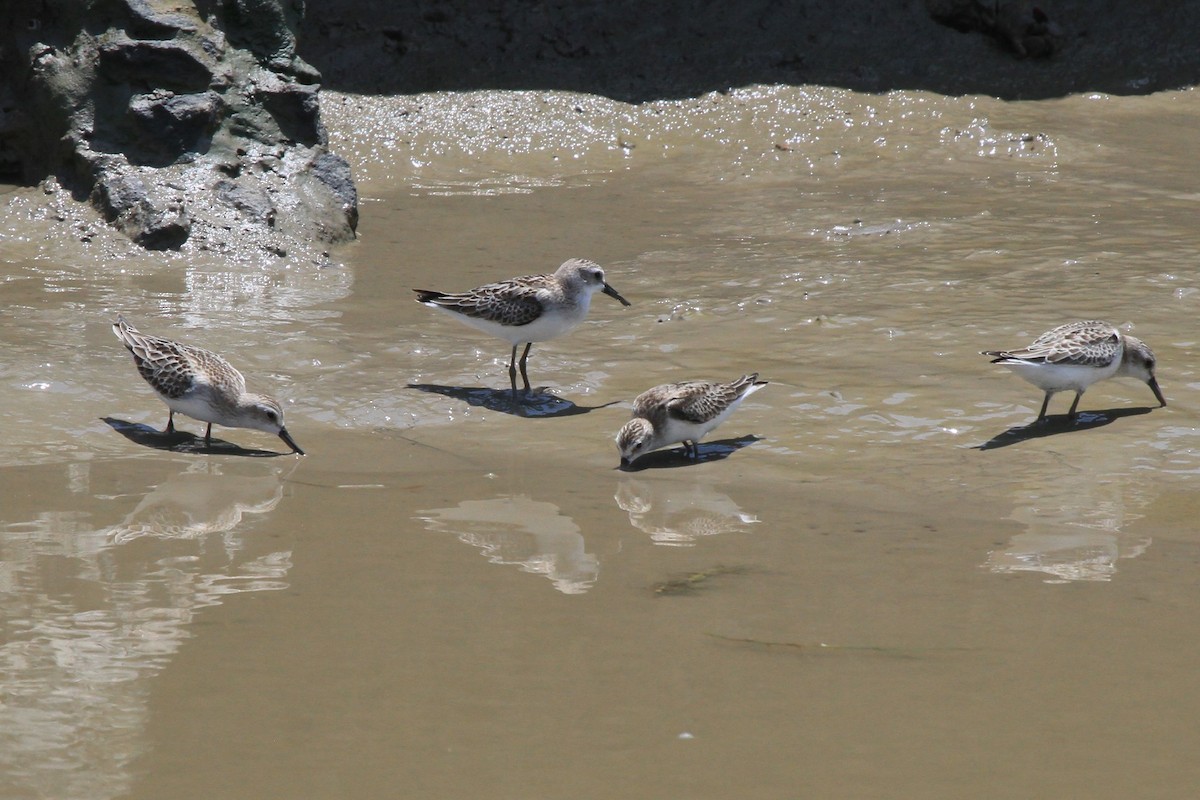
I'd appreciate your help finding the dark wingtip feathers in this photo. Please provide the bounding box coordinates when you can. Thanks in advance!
[413,289,445,304]
[980,350,1010,363]
[112,314,137,351]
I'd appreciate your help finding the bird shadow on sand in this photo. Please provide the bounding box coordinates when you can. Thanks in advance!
[407,384,619,418]
[616,435,764,471]
[972,406,1155,451]
[102,417,292,457]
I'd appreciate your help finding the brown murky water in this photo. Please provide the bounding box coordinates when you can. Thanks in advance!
[3,86,1200,798]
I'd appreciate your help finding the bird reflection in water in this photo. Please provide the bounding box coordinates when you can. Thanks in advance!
[614,478,759,546]
[983,455,1155,582]
[103,461,289,546]
[416,495,598,594]
[0,457,295,798]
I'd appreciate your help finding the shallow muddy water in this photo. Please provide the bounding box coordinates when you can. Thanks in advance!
[3,85,1200,798]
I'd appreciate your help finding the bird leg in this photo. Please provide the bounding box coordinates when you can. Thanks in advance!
[1037,391,1052,421]
[507,345,521,405]
[166,410,175,433]
[204,422,213,445]
[517,342,533,394]
[1067,390,1083,419]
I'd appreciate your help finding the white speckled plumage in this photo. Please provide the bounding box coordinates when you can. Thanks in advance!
[981,320,1166,421]
[616,374,767,466]
[112,315,304,454]
[414,258,631,400]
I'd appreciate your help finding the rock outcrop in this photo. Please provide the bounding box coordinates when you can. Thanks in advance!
[0,0,357,255]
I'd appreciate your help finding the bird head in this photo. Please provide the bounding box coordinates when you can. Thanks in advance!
[616,417,656,467]
[1120,336,1167,408]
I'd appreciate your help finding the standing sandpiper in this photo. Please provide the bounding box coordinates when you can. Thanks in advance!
[414,258,631,403]
[112,315,305,454]
[981,320,1166,422]
[616,374,768,467]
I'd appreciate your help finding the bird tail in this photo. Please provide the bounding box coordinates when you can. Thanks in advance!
[111,316,163,369]
[980,350,1014,363]
[737,373,768,395]
[112,314,139,350]
[413,289,447,304]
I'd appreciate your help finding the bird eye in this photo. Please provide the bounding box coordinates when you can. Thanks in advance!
[266,410,278,422]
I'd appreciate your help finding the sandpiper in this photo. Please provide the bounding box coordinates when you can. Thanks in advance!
[413,258,631,402]
[616,374,768,466]
[112,315,305,454]
[981,320,1166,422]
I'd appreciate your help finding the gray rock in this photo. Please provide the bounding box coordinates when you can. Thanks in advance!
[128,91,223,165]
[253,72,323,145]
[0,0,357,255]
[215,178,276,225]
[91,163,192,250]
[96,33,217,91]
[124,0,201,35]
[309,151,358,233]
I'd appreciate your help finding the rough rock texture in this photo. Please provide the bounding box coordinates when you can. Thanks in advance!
[298,0,1200,101]
[0,0,357,254]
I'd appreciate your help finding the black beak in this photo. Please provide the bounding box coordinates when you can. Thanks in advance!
[1148,376,1167,408]
[602,283,632,307]
[279,427,306,455]
[619,456,640,471]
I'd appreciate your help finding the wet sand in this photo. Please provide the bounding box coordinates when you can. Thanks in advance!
[3,85,1200,798]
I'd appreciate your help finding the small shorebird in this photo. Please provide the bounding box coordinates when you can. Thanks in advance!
[112,315,305,454]
[414,258,631,402]
[616,374,768,466]
[981,320,1166,422]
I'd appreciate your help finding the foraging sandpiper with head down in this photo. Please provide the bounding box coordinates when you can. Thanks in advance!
[112,315,305,454]
[413,258,631,403]
[981,320,1166,422]
[616,374,768,467]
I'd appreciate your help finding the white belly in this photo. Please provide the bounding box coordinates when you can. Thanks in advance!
[1003,359,1120,392]
[659,397,744,445]
[432,300,590,345]
[165,388,232,426]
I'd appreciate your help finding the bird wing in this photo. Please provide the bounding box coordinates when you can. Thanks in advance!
[414,278,545,326]
[117,322,244,399]
[993,322,1120,368]
[664,382,730,425]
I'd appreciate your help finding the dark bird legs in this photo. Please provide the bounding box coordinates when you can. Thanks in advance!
[508,342,534,403]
